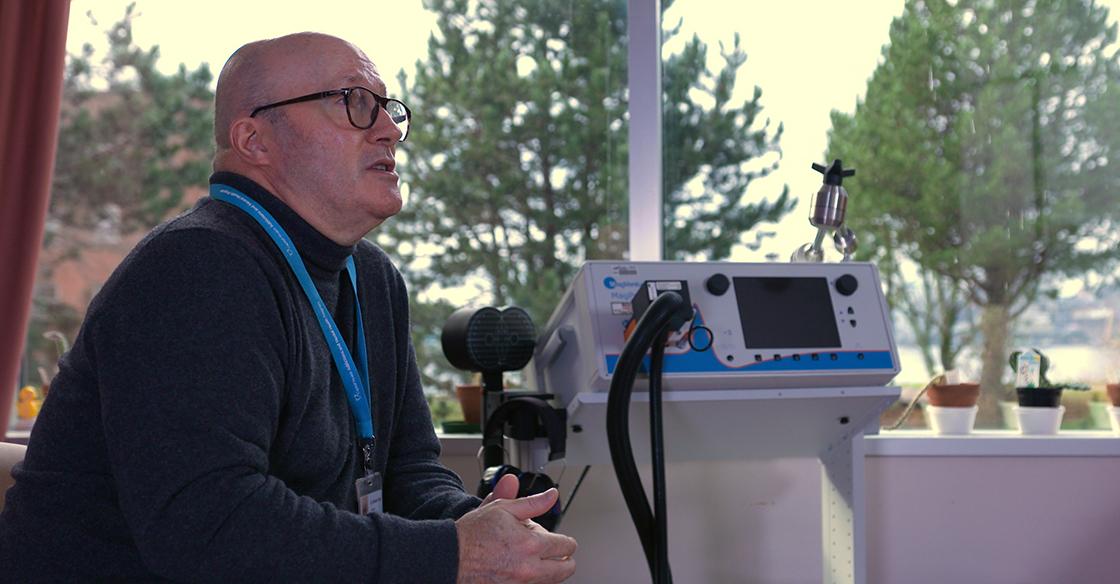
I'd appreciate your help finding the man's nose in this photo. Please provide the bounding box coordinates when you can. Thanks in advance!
[367,107,403,144]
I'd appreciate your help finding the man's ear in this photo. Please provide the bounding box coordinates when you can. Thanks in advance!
[229,118,271,166]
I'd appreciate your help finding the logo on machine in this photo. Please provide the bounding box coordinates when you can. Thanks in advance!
[610,265,639,276]
[603,277,640,290]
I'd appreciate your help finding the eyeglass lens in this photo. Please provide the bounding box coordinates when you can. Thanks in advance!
[347,87,410,140]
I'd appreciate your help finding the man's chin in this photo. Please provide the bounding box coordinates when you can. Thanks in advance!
[365,194,403,227]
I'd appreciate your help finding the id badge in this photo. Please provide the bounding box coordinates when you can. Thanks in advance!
[356,471,383,515]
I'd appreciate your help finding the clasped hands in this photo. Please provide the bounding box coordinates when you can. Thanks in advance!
[456,474,578,583]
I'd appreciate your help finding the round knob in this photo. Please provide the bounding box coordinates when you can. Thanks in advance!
[706,274,730,296]
[835,274,859,296]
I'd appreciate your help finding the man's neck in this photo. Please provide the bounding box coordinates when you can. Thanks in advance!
[215,165,368,246]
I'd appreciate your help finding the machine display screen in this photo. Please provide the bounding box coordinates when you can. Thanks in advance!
[733,277,842,349]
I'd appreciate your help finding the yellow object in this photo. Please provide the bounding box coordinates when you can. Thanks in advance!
[17,386,42,419]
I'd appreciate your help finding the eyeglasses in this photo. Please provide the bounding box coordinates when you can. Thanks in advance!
[250,87,412,142]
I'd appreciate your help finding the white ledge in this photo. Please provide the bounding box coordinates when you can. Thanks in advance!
[440,430,1120,459]
[437,433,483,456]
[868,430,1120,457]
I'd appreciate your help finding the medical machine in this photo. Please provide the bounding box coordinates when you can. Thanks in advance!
[454,161,899,583]
[525,260,900,584]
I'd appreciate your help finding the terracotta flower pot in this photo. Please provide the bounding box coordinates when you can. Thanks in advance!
[927,382,980,408]
[1107,384,1120,407]
[455,384,483,425]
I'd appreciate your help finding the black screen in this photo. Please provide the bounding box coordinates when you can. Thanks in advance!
[733,277,841,349]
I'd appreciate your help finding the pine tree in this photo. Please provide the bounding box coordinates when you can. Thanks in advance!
[827,0,1120,418]
[380,0,793,387]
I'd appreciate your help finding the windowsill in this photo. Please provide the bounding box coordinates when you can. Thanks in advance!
[437,430,1120,458]
[10,429,1117,456]
[868,429,1120,457]
[436,433,483,456]
[3,430,30,445]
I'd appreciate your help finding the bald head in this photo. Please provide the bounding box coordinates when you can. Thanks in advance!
[213,39,270,151]
[208,33,402,244]
[213,32,371,153]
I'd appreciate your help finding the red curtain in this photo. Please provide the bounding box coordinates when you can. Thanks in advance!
[0,0,71,437]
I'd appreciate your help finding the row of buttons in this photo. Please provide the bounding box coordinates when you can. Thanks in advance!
[749,352,868,362]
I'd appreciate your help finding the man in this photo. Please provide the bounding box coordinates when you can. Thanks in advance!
[0,33,577,583]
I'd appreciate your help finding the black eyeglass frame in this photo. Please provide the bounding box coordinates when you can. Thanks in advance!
[249,87,412,142]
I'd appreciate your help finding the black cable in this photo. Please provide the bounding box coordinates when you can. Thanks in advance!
[607,291,691,584]
[607,326,657,577]
[554,465,591,529]
[649,331,672,584]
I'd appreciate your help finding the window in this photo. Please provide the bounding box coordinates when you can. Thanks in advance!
[17,0,629,431]
[661,0,1120,430]
[16,0,1119,435]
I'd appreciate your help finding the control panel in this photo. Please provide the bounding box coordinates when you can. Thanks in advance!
[529,261,900,406]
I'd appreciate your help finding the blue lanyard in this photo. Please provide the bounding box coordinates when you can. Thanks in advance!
[210,184,375,469]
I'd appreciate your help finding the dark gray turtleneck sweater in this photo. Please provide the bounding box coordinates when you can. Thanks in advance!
[0,172,479,582]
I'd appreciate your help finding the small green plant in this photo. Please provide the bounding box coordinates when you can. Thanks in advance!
[36,330,71,389]
[426,393,464,427]
[1008,348,1089,392]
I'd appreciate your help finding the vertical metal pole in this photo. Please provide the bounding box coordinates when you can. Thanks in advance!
[627,0,662,261]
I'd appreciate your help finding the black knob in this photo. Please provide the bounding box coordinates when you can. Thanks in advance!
[706,274,730,296]
[835,274,859,296]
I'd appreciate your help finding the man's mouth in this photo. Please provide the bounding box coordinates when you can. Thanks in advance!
[367,157,396,173]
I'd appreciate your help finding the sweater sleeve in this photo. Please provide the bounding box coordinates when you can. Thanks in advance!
[381,262,483,522]
[93,230,459,584]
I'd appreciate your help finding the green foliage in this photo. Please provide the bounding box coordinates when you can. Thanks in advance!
[1008,348,1089,390]
[827,0,1120,386]
[410,296,467,391]
[51,3,215,233]
[661,18,794,260]
[380,0,792,386]
[25,4,216,385]
[426,393,464,428]
[21,291,81,388]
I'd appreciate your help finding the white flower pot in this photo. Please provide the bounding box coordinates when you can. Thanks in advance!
[1015,405,1065,435]
[1109,406,1120,435]
[925,405,978,435]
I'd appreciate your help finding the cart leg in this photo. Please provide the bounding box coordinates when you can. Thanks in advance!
[820,422,870,584]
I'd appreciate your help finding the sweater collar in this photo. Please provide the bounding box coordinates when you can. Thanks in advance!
[210,172,356,274]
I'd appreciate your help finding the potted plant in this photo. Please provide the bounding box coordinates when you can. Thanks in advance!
[454,372,483,426]
[1009,349,1088,435]
[886,371,979,434]
[14,331,70,431]
[924,377,981,435]
[1106,383,1120,434]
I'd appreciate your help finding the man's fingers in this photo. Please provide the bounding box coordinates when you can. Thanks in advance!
[532,555,577,583]
[480,473,520,506]
[537,531,578,561]
[503,487,559,521]
[492,473,520,500]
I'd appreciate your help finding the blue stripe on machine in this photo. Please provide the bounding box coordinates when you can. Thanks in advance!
[604,350,894,375]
